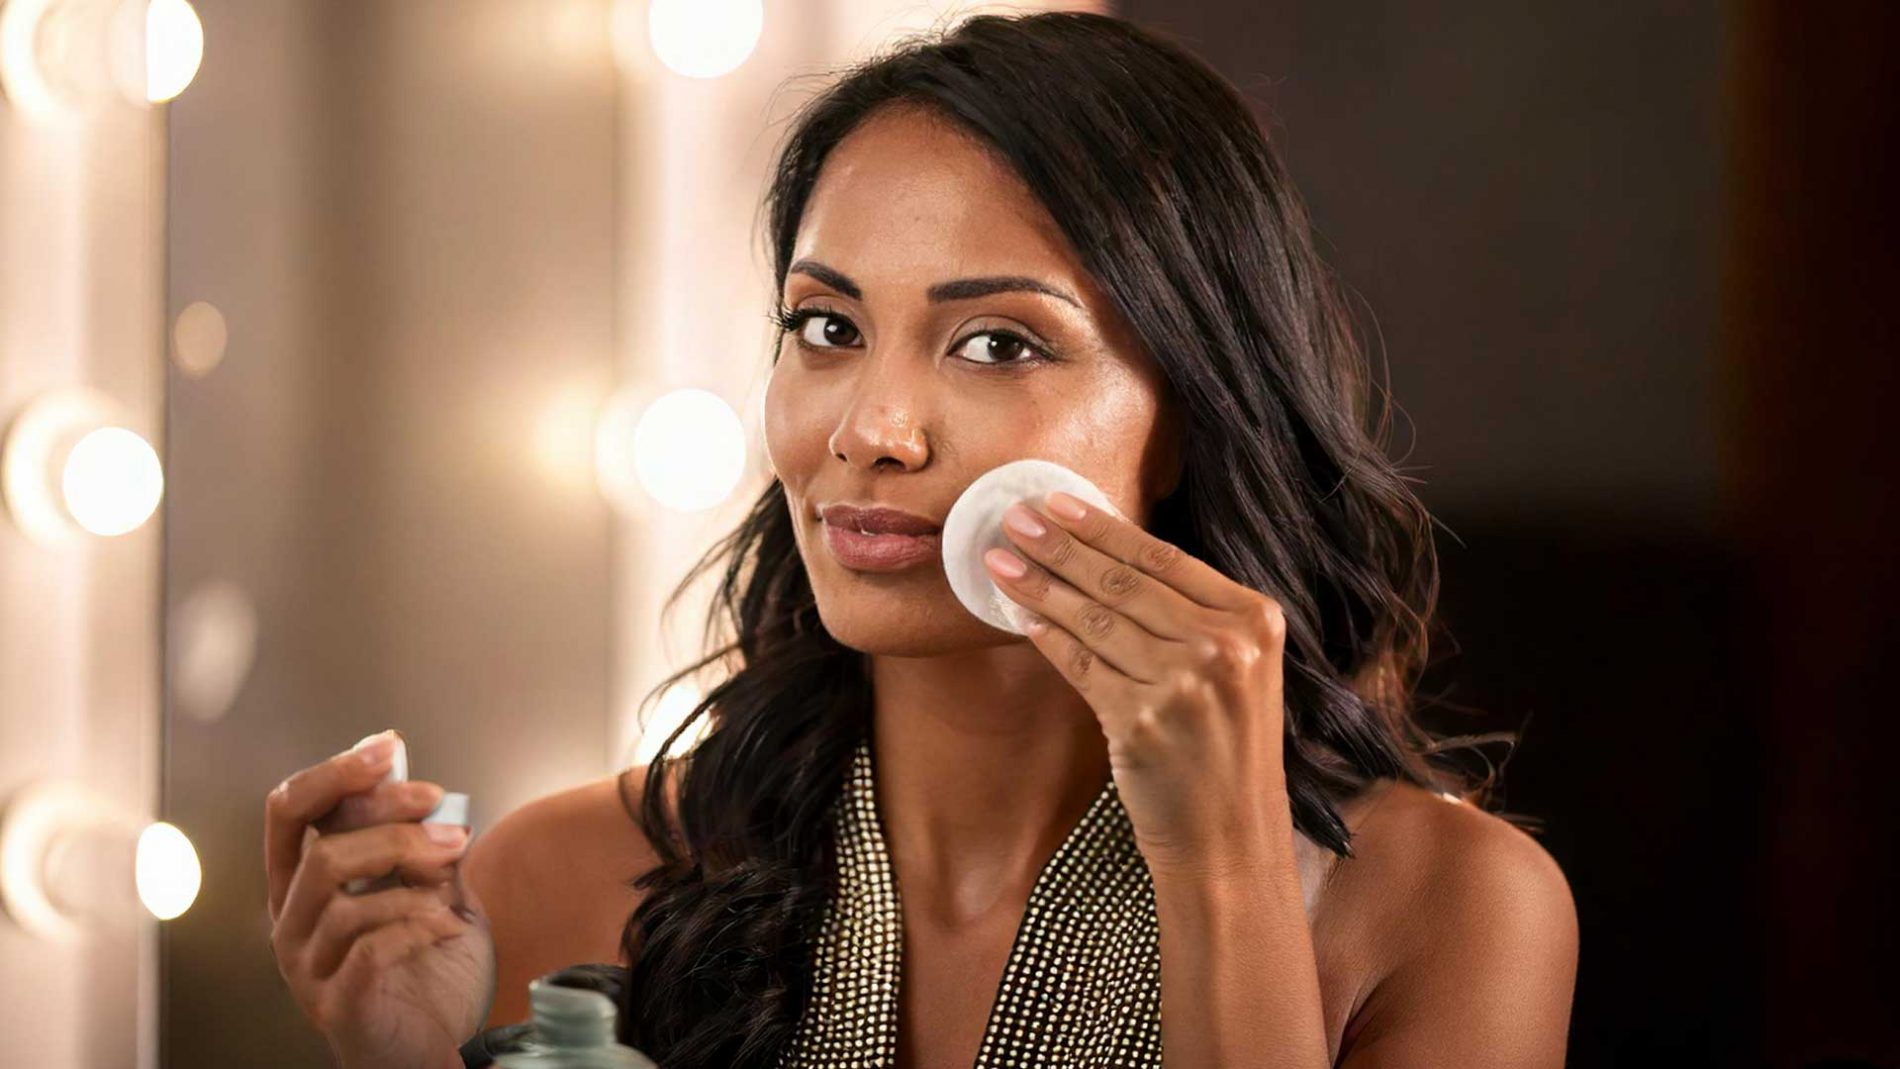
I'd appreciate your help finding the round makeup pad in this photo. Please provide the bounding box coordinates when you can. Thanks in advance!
[941,458,1115,635]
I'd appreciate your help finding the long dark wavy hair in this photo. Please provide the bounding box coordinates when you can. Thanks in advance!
[614,11,1505,1067]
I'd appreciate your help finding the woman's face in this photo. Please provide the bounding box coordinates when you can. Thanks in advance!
[764,106,1182,657]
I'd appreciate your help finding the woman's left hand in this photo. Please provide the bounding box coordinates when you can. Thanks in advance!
[985,490,1293,876]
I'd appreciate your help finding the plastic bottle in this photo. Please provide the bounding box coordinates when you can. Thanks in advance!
[491,977,657,1068]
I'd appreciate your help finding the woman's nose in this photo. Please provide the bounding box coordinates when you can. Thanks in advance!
[829,397,929,473]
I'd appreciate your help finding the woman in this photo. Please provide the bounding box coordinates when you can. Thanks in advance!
[265,11,1577,1069]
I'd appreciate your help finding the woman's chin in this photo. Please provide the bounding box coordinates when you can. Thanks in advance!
[814,600,1018,657]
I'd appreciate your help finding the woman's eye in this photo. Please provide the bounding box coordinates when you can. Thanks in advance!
[795,311,860,349]
[955,330,1044,366]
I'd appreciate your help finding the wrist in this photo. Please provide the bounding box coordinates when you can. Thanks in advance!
[1138,810,1296,885]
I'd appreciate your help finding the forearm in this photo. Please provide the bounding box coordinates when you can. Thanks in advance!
[1149,807,1331,1069]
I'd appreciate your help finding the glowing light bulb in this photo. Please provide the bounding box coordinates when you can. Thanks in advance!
[598,387,747,514]
[3,388,164,543]
[61,426,163,537]
[144,0,200,102]
[646,0,761,79]
[134,821,200,920]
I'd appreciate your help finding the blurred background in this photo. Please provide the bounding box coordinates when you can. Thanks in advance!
[0,0,1893,1066]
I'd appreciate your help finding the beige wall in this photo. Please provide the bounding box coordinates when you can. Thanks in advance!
[162,1,618,1064]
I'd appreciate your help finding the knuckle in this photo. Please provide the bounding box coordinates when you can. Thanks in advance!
[265,777,294,819]
[1098,565,1142,602]
[1043,534,1077,570]
[1250,594,1287,642]
[1194,630,1260,673]
[1021,568,1052,601]
[1140,539,1182,574]
[1168,666,1202,695]
[301,836,336,882]
[1067,644,1096,685]
[313,890,356,935]
[1077,603,1117,639]
[309,993,335,1032]
[1130,705,1165,746]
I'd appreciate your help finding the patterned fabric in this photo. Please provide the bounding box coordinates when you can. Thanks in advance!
[779,735,1164,1069]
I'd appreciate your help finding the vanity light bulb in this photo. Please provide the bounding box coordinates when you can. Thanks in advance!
[144,0,201,102]
[603,387,746,514]
[646,0,762,79]
[61,426,164,537]
[134,821,199,921]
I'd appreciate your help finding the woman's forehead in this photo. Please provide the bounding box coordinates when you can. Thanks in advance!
[791,111,1081,294]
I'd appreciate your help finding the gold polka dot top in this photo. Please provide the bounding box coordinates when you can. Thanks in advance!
[778,735,1165,1069]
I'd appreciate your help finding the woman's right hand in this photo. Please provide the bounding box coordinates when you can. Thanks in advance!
[266,732,496,1069]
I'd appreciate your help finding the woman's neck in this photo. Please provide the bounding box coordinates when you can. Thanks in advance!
[869,645,1112,931]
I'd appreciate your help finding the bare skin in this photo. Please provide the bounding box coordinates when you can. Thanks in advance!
[462,104,1577,1065]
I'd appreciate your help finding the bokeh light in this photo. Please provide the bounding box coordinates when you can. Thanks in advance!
[646,0,762,79]
[171,300,229,377]
[597,387,747,514]
[61,426,164,537]
[145,0,201,103]
[134,821,200,921]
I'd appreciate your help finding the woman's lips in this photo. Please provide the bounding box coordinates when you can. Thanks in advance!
[822,520,941,572]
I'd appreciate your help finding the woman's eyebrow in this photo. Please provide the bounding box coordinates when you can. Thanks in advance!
[788,258,1083,309]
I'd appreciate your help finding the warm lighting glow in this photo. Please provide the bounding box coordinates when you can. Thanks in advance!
[534,382,607,495]
[633,682,711,765]
[597,387,747,514]
[144,0,200,102]
[134,821,200,920]
[0,0,59,117]
[646,0,762,79]
[3,388,164,543]
[171,579,259,723]
[171,299,229,377]
[62,426,164,536]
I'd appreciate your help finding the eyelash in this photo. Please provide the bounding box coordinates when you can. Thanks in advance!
[769,304,1056,367]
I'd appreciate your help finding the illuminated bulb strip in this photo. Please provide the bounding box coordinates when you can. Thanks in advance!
[0,0,201,117]
[2,387,163,542]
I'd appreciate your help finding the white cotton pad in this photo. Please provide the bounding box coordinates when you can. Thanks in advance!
[422,792,470,827]
[941,459,1116,635]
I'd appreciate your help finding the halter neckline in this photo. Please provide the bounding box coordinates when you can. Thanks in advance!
[779,732,1165,1068]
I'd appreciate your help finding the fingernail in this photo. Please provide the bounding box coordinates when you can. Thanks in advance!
[1045,492,1088,522]
[1003,503,1047,539]
[425,823,469,847]
[984,547,1028,579]
[352,733,396,766]
[409,782,445,807]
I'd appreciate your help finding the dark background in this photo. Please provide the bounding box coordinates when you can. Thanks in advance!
[1118,1,1897,1066]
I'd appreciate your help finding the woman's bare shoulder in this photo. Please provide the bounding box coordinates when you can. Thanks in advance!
[462,764,670,1027]
[1321,779,1579,1062]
